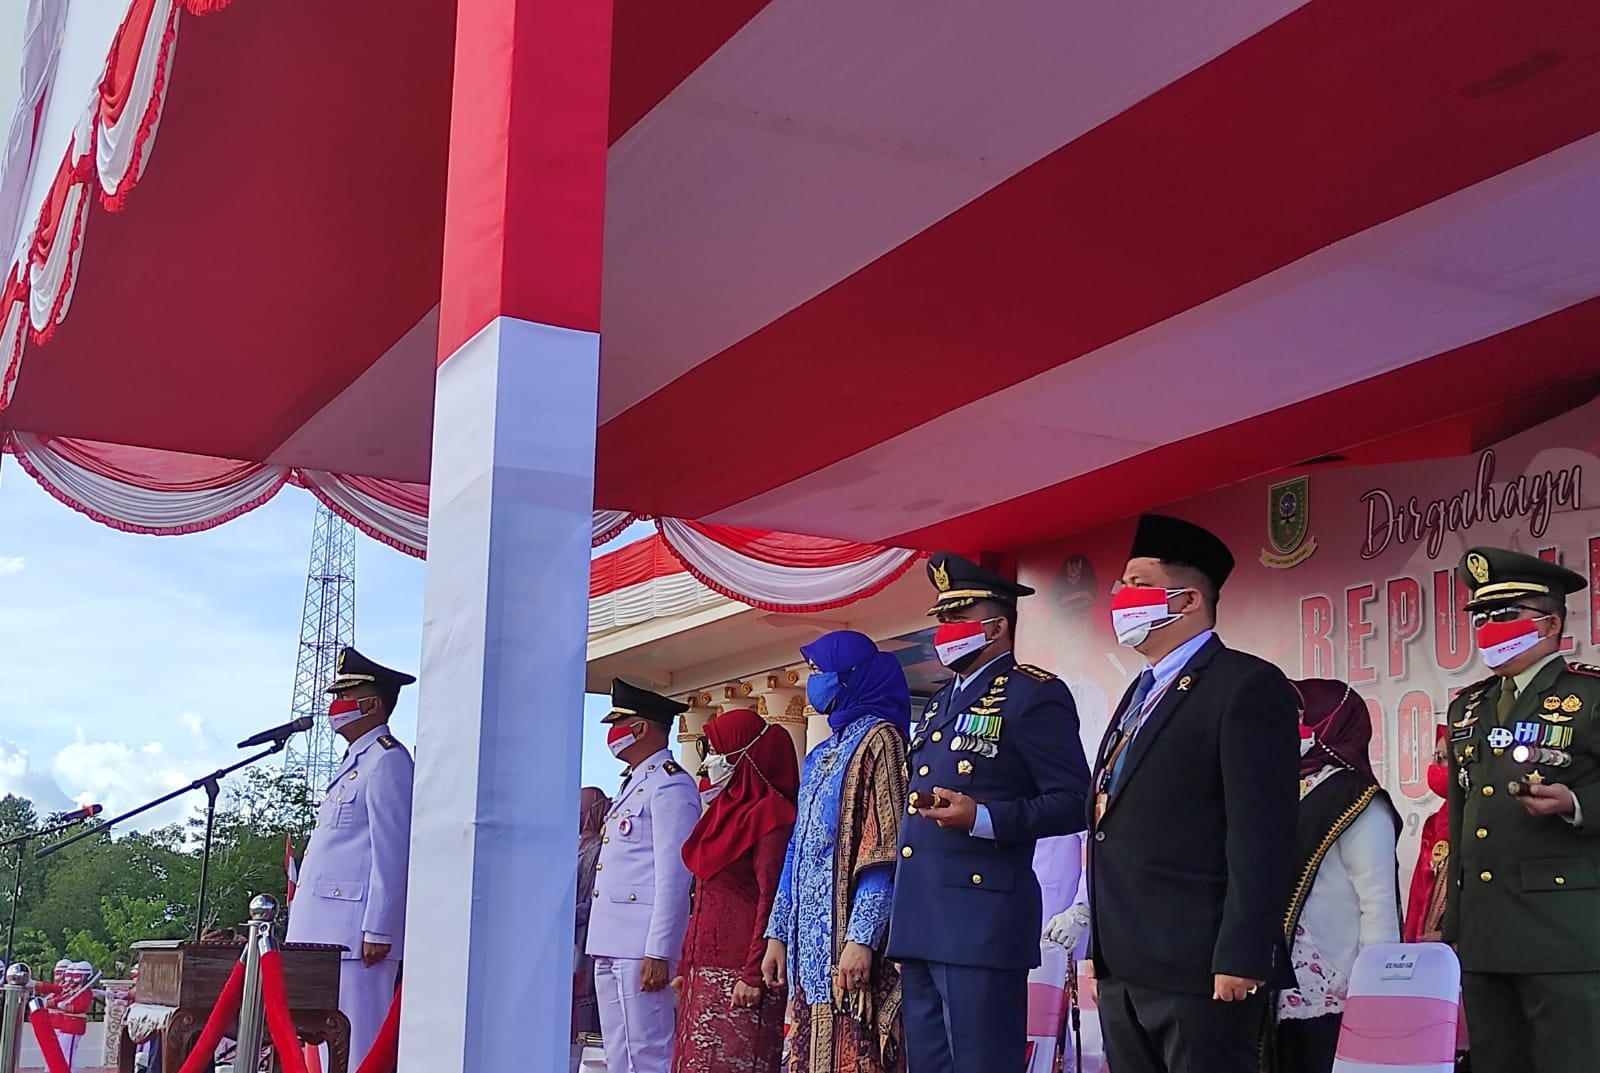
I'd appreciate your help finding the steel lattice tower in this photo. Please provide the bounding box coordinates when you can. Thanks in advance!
[283,504,357,789]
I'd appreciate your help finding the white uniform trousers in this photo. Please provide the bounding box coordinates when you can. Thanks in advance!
[56,1031,79,1071]
[593,957,675,1073]
[341,957,400,1068]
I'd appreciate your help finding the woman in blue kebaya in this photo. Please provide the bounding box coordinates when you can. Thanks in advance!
[762,630,909,1073]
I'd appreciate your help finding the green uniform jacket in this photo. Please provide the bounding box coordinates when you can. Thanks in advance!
[1442,658,1600,973]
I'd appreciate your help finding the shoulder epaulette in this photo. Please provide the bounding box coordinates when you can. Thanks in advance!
[662,759,685,776]
[1014,664,1056,682]
[1566,662,1600,679]
[377,734,398,750]
[1461,674,1500,697]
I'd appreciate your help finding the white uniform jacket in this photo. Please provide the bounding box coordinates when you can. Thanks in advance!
[584,748,700,962]
[286,724,414,961]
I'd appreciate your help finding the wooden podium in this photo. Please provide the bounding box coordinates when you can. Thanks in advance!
[122,940,351,1073]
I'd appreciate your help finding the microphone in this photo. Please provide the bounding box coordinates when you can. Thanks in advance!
[237,716,315,749]
[49,804,102,824]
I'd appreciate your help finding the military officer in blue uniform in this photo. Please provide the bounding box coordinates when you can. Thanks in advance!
[285,647,415,1069]
[888,553,1091,1073]
[587,680,700,1073]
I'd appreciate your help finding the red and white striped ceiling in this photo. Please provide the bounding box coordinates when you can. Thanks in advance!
[3,0,1599,561]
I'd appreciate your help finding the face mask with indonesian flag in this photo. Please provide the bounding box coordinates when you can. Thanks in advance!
[327,697,368,731]
[1475,615,1551,669]
[1110,586,1186,648]
[607,722,643,759]
[933,619,997,673]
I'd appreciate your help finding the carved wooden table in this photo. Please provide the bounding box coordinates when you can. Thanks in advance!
[120,939,350,1073]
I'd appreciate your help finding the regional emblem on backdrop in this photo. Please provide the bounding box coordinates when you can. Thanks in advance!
[1261,475,1318,569]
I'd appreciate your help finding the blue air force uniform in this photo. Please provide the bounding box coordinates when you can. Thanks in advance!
[888,554,1091,1073]
[586,681,700,1073]
[284,648,414,1069]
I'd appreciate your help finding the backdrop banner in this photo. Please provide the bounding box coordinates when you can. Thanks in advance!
[1016,394,1598,868]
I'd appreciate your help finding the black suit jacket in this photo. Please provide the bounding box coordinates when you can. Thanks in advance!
[1087,635,1300,994]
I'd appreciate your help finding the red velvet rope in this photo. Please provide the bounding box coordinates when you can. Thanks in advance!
[258,950,310,1073]
[175,958,245,1073]
[354,983,402,1073]
[27,1006,72,1073]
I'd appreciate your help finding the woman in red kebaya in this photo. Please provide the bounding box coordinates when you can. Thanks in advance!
[1405,725,1452,943]
[673,708,799,1073]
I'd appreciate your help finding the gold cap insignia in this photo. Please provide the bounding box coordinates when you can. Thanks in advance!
[336,650,347,672]
[932,560,951,592]
[1466,552,1490,585]
[1562,695,1583,713]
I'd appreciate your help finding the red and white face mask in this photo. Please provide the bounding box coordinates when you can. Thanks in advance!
[1475,616,1550,669]
[698,775,722,806]
[607,722,641,759]
[1109,586,1186,648]
[327,697,366,731]
[933,619,996,670]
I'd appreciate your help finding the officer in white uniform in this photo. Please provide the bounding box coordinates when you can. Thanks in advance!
[285,647,415,1069]
[586,680,700,1073]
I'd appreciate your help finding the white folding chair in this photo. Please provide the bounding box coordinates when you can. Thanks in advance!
[1332,942,1460,1073]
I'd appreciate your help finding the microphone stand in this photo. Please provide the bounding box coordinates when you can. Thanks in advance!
[37,741,290,941]
[1,810,104,963]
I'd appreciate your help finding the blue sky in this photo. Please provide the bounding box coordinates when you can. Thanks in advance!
[0,464,635,828]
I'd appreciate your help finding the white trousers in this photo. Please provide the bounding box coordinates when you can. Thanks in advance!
[593,957,675,1073]
[55,1031,79,1071]
[340,957,400,1069]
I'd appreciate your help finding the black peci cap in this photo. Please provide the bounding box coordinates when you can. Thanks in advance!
[604,678,689,726]
[326,647,416,695]
[1127,514,1236,591]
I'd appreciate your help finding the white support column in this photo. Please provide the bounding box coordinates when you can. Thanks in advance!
[756,673,809,764]
[400,0,613,1068]
[407,319,599,1073]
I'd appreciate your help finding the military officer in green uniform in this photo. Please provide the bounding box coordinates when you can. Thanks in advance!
[1442,546,1600,1073]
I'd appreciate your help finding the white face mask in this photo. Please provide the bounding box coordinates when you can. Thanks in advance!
[702,724,771,786]
[1110,587,1188,648]
[1299,732,1315,758]
[699,781,723,806]
[705,752,735,787]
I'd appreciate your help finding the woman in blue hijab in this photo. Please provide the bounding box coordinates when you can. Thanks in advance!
[761,630,910,1073]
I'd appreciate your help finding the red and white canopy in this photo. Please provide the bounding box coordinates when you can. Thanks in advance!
[2,0,1599,601]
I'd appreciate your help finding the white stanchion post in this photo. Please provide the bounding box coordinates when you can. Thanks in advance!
[0,963,29,1073]
[398,2,615,1070]
[234,895,278,1071]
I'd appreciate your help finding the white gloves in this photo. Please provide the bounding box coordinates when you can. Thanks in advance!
[1043,903,1091,951]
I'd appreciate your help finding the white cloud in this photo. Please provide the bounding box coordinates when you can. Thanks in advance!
[0,738,73,812]
[0,556,24,575]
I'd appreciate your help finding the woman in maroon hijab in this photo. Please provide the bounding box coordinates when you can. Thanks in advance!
[1274,680,1402,1073]
[673,708,800,1073]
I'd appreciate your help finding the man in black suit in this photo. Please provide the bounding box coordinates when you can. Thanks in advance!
[1088,514,1300,1072]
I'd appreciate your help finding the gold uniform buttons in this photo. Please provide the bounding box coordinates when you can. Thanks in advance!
[1480,871,1493,883]
[931,731,942,742]
[629,893,638,902]
[1556,877,1567,886]
[1476,828,1488,839]
[1482,786,1495,797]
[907,804,916,815]
[971,874,983,886]
[595,863,604,871]
[592,889,599,898]
[902,846,914,858]
[918,765,930,777]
